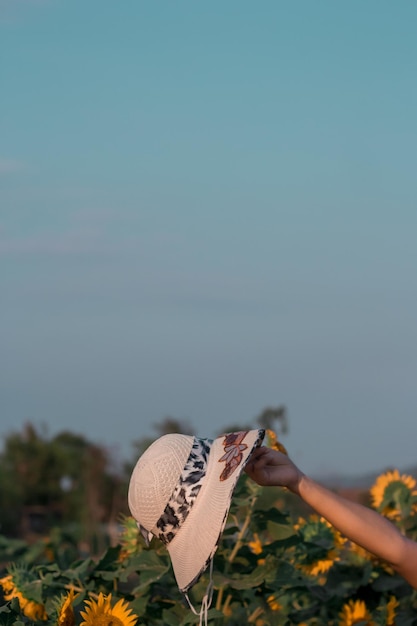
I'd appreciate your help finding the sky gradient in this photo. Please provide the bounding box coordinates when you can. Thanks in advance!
[1,0,416,478]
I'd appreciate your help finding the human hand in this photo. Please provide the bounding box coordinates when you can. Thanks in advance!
[245,447,304,494]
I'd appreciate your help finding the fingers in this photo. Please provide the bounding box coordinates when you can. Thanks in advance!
[245,446,269,473]
[249,446,270,463]
[245,447,278,482]
[251,446,268,459]
[250,447,287,466]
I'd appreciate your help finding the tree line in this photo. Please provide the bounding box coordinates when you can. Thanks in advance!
[0,408,287,550]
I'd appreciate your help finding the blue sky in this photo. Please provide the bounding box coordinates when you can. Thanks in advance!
[1,0,416,477]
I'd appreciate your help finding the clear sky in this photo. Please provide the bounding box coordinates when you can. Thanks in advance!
[1,0,416,478]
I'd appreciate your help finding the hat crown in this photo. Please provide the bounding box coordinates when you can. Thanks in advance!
[128,433,194,531]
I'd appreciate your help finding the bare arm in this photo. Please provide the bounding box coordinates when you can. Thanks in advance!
[245,447,417,589]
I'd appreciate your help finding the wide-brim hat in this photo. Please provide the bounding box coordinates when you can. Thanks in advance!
[128,429,265,593]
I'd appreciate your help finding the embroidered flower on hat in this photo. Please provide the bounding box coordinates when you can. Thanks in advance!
[219,431,249,481]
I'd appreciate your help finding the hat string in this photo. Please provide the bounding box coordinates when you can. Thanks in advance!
[184,560,214,626]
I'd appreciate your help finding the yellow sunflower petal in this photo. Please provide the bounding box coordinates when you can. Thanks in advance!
[248,533,263,555]
[339,599,374,626]
[111,597,138,626]
[0,573,47,620]
[57,588,78,626]
[80,592,138,626]
[266,429,288,455]
[266,594,282,611]
[386,596,399,626]
[22,599,48,621]
[0,575,14,596]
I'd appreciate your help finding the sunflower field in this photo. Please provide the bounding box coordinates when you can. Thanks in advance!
[1,437,417,625]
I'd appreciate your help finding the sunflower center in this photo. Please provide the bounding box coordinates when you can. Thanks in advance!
[59,610,75,626]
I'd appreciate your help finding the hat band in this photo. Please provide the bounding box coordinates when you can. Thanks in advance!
[153,437,213,545]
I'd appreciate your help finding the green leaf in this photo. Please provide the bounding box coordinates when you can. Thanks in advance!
[94,546,121,572]
[213,557,282,590]
[325,561,372,595]
[371,570,409,592]
[20,579,43,603]
[131,550,170,592]
[162,608,182,625]
[266,520,296,540]
[269,560,303,587]
[0,600,24,626]
[0,619,22,626]
[65,556,95,579]
[395,608,417,626]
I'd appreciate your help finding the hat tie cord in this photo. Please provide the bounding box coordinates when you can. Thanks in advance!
[184,560,214,626]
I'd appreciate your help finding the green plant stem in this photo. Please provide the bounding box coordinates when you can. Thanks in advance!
[222,593,232,614]
[228,491,259,564]
[215,586,224,611]
[248,606,264,622]
[216,486,261,613]
[228,509,252,564]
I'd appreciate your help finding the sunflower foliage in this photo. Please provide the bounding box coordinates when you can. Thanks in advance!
[1,467,417,625]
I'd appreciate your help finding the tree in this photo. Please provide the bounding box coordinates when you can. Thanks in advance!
[0,422,122,549]
[256,405,288,434]
[126,416,193,472]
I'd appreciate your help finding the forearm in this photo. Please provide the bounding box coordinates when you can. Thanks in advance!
[298,475,413,570]
[246,447,417,588]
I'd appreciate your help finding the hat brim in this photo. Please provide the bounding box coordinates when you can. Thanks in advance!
[167,428,264,592]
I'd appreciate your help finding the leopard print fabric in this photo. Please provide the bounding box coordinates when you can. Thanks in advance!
[154,437,212,544]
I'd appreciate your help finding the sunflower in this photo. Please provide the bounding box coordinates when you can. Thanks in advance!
[347,540,395,576]
[305,557,336,577]
[118,514,142,562]
[347,541,373,561]
[370,469,417,520]
[266,594,282,611]
[338,599,374,626]
[266,429,288,455]
[80,592,138,626]
[295,515,347,577]
[0,572,47,621]
[56,588,78,626]
[386,596,399,626]
[248,532,263,555]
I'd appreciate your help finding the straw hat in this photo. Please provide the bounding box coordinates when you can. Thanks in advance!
[128,429,265,594]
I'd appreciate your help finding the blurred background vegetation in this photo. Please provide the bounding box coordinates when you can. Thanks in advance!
[0,407,289,552]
